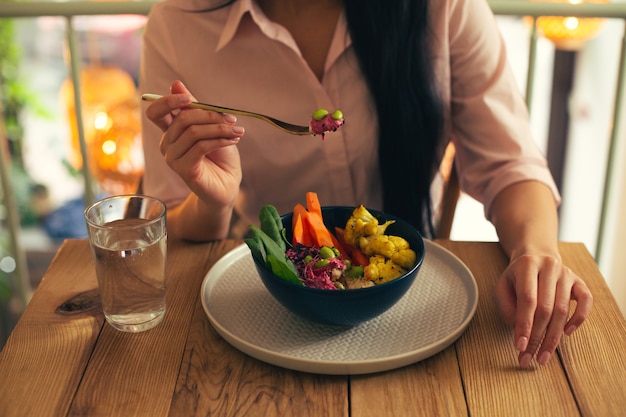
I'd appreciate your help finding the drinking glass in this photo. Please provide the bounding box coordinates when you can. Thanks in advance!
[84,194,167,332]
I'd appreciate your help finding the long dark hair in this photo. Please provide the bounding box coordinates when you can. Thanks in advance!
[193,0,444,235]
[344,0,444,236]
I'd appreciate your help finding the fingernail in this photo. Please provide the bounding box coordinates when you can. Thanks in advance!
[516,336,528,352]
[224,114,237,123]
[538,351,551,366]
[232,126,245,135]
[520,353,532,368]
[565,325,577,336]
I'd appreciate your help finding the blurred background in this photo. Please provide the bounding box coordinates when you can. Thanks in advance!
[1,0,625,347]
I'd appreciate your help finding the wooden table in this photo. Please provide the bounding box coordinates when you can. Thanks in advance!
[1,239,625,417]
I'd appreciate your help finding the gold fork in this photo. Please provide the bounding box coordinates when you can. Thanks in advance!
[142,94,312,136]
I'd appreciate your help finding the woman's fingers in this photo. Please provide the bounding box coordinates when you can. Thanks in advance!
[158,109,245,184]
[517,257,558,367]
[565,279,593,335]
[497,255,592,367]
[170,79,192,96]
[145,93,193,131]
[159,108,240,155]
[506,256,539,356]
[534,269,573,365]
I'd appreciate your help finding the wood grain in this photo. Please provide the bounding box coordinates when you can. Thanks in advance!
[2,239,625,417]
[0,240,104,417]
[65,240,224,417]
[351,347,468,417]
[557,242,626,417]
[170,256,349,417]
[439,241,579,417]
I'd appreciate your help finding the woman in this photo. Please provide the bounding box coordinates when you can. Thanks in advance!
[140,0,592,367]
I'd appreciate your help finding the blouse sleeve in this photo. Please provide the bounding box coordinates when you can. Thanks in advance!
[138,2,192,208]
[445,0,560,219]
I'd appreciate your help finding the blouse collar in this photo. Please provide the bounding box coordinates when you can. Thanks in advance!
[216,0,351,72]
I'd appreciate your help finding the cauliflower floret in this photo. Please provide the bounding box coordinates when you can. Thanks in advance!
[364,255,407,284]
[358,235,416,269]
[343,205,395,247]
[391,248,417,270]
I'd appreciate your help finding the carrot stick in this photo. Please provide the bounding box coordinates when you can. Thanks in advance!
[305,191,323,216]
[330,233,351,262]
[292,215,304,246]
[304,192,334,247]
[335,227,368,266]
[292,203,314,246]
[350,247,370,266]
[334,227,353,256]
[292,203,307,231]
[304,211,335,248]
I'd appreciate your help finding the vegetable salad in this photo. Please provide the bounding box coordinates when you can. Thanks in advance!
[245,192,417,290]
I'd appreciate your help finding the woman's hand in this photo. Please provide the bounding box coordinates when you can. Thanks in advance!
[495,253,593,367]
[144,80,243,240]
[489,181,593,367]
[145,80,243,207]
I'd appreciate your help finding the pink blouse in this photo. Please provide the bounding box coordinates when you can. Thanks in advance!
[139,0,559,233]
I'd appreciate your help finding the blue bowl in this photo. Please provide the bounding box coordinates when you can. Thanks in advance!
[252,206,425,326]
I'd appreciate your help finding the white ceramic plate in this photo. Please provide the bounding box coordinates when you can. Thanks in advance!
[201,240,478,375]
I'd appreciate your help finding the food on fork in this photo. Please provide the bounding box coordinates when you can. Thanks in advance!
[309,109,345,139]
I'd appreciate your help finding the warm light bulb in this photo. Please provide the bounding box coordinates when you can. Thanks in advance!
[94,111,109,130]
[101,140,117,155]
[61,65,144,195]
[530,0,609,50]
[564,17,580,30]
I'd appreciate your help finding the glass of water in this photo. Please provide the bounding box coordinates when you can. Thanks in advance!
[84,194,167,332]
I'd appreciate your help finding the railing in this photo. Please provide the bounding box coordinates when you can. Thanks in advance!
[1,1,625,311]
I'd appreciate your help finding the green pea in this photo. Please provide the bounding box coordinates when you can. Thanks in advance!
[313,109,329,121]
[319,246,336,259]
[314,259,330,268]
[304,255,313,264]
[331,110,344,120]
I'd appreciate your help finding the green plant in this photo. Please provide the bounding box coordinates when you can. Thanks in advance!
[1,2,49,224]
[0,1,47,304]
[1,11,27,166]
